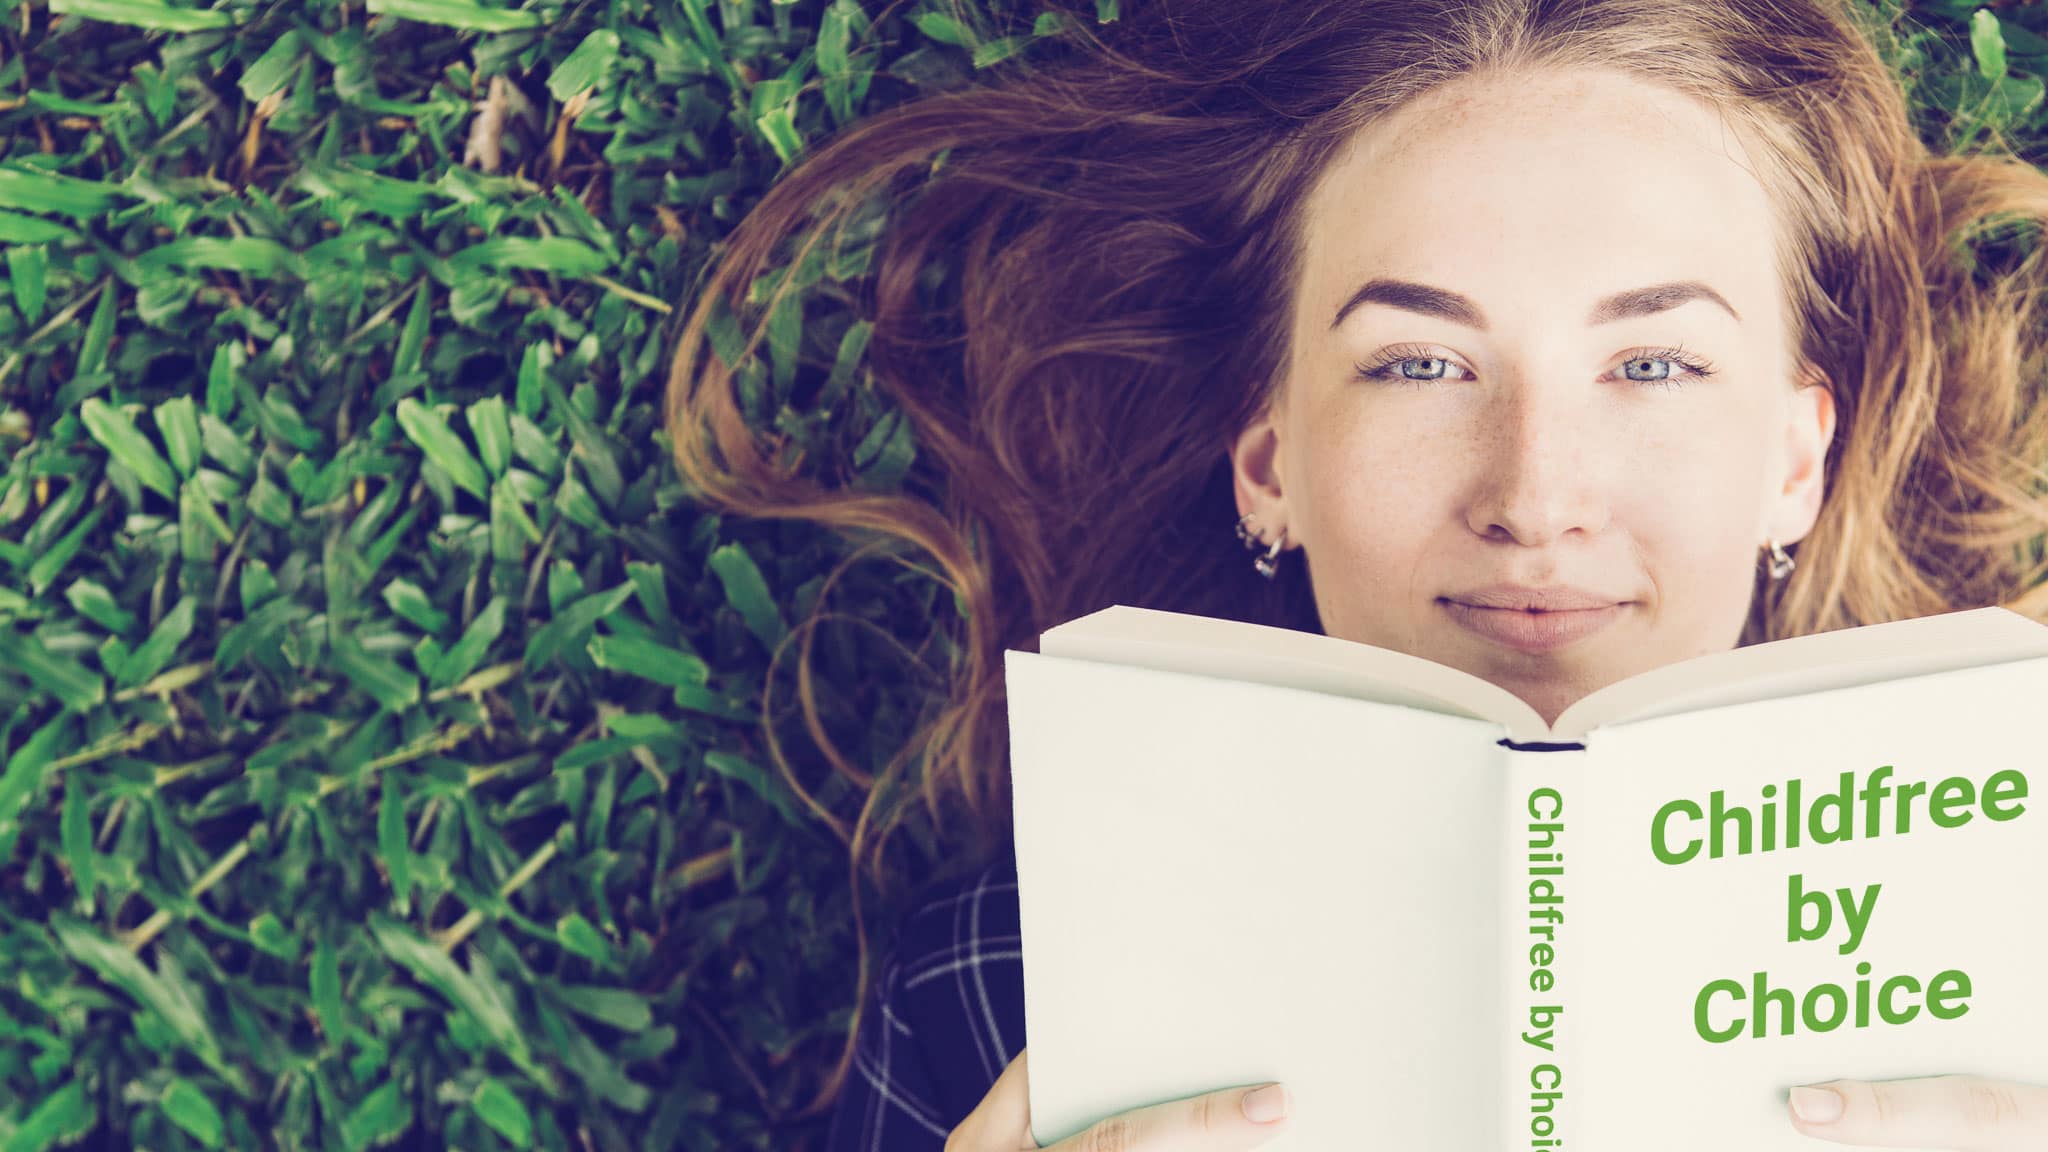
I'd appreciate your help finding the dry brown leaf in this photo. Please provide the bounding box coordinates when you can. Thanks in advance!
[241,89,286,179]
[545,88,595,180]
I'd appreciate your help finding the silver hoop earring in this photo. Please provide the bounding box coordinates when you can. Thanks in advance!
[1233,512,1259,549]
[1764,538,1795,580]
[1234,513,1285,579]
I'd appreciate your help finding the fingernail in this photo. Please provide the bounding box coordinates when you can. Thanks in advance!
[1790,1085,1843,1123]
[1241,1083,1291,1124]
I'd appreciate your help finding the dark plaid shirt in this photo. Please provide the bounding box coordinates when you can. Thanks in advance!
[825,845,1027,1152]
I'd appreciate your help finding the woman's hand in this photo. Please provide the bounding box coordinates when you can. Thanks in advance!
[1787,1074,2048,1149]
[947,1046,1293,1151]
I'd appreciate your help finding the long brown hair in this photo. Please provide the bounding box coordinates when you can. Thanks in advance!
[665,0,2048,1117]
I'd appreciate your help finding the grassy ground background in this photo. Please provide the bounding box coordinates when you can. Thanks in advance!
[0,0,2039,1149]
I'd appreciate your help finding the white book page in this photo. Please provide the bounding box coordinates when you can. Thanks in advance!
[1552,606,2048,741]
[1039,605,2048,745]
[1039,605,1545,741]
[1565,656,2048,1152]
[1006,649,1507,1151]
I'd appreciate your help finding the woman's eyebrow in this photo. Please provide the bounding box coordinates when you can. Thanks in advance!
[1330,278,1742,330]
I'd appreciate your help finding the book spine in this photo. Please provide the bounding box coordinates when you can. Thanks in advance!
[1500,743,1587,1152]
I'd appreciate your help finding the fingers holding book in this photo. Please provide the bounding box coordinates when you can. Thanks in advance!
[946,1046,1294,1151]
[1786,1074,2048,1150]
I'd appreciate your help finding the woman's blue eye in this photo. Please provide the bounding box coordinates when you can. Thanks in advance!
[1398,357,1453,380]
[1354,347,1717,389]
[1355,353,1468,383]
[1621,356,1680,384]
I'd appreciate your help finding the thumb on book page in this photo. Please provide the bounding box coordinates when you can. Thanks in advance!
[961,1046,1293,1152]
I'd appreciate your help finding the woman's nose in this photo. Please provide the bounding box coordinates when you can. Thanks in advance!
[1462,387,1612,547]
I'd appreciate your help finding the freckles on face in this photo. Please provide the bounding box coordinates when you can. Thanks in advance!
[1616,408,1779,633]
[1273,68,1801,721]
[1286,410,1440,648]
[1283,363,1774,660]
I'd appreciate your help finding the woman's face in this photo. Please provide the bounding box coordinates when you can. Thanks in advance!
[1230,68,1837,727]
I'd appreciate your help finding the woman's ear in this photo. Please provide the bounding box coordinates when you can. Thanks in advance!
[1229,407,1291,544]
[1768,363,1838,546]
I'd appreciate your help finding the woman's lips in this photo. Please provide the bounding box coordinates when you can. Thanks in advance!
[1440,599,1626,654]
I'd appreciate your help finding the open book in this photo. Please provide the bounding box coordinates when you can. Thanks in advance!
[1004,604,2048,1152]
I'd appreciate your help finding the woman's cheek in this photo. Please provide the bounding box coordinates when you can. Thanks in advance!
[1327,421,1433,505]
[1648,416,1771,518]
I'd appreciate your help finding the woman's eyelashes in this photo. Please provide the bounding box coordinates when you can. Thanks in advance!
[1353,344,1719,390]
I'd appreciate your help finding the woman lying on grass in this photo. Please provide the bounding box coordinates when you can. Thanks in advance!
[668,0,2048,1148]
